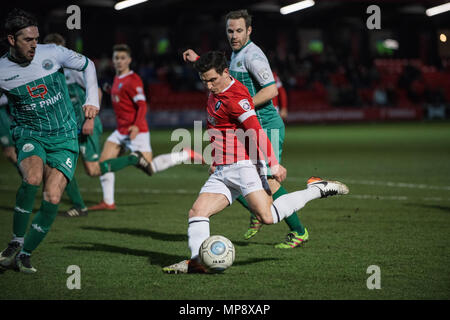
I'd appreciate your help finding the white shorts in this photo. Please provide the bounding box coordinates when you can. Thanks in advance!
[199,160,265,205]
[106,130,152,153]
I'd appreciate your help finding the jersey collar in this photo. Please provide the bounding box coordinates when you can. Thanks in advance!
[117,70,134,79]
[233,40,252,54]
[220,76,235,93]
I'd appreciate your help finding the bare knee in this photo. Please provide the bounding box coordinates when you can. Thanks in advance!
[43,190,62,204]
[257,214,274,225]
[84,162,101,177]
[189,207,209,219]
[23,172,43,186]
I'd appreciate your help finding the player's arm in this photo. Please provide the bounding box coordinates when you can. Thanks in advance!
[81,88,103,136]
[236,106,286,182]
[54,44,100,119]
[127,80,147,140]
[244,52,277,108]
[278,85,288,120]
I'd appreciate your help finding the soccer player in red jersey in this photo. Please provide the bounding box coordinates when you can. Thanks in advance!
[163,51,349,274]
[90,44,203,211]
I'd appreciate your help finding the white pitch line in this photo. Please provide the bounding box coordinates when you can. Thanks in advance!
[0,185,449,201]
[287,177,450,191]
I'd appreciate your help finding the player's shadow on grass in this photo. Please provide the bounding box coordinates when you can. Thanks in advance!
[81,226,187,241]
[233,257,280,266]
[64,242,185,267]
[406,203,450,213]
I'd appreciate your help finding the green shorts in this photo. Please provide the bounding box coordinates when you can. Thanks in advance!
[79,117,103,162]
[15,136,79,181]
[0,108,14,148]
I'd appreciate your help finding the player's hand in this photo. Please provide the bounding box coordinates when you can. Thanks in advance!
[183,49,199,63]
[209,165,216,175]
[271,164,287,183]
[82,118,94,136]
[83,105,98,120]
[128,125,139,140]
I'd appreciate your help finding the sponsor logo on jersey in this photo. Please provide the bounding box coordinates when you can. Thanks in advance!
[4,74,19,81]
[42,59,54,70]
[258,68,270,81]
[215,100,222,111]
[238,99,251,111]
[27,84,48,100]
[22,143,35,152]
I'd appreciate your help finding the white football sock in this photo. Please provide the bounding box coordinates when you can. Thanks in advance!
[151,151,189,173]
[270,187,321,223]
[188,217,210,260]
[100,172,115,205]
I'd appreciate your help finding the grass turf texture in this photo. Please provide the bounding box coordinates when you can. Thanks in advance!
[0,122,449,300]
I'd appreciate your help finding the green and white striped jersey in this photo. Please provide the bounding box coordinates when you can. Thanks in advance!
[229,40,283,129]
[0,43,89,140]
[64,69,86,132]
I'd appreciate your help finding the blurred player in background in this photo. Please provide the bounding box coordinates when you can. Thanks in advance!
[183,9,307,248]
[0,95,17,165]
[272,71,288,121]
[0,9,99,273]
[44,33,156,217]
[89,44,203,211]
[163,51,349,274]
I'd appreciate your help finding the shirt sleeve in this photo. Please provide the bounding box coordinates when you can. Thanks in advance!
[244,48,275,88]
[228,96,278,167]
[53,44,89,72]
[125,77,147,125]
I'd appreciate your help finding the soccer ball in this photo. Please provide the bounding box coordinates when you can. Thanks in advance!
[199,235,235,273]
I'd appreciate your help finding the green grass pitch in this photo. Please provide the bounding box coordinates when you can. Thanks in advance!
[0,122,449,300]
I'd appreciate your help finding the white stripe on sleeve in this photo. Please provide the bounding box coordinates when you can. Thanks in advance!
[133,94,146,103]
[237,110,256,123]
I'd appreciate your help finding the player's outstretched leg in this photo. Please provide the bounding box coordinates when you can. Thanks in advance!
[270,177,349,226]
[151,148,204,174]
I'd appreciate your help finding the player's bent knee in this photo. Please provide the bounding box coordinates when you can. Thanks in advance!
[23,174,43,186]
[43,192,62,205]
[259,214,274,225]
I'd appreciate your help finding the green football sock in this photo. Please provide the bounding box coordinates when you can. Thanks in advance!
[99,154,139,175]
[65,177,86,209]
[13,181,39,238]
[22,200,59,254]
[273,186,306,235]
[236,195,250,211]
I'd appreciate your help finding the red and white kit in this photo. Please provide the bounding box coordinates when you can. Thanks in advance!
[108,71,151,152]
[200,77,278,204]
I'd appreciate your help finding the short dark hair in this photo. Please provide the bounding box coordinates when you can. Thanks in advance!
[194,51,228,75]
[113,44,131,56]
[225,9,252,29]
[4,8,38,37]
[43,33,66,46]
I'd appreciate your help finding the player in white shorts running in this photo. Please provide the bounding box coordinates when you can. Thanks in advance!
[90,44,203,211]
[163,51,349,274]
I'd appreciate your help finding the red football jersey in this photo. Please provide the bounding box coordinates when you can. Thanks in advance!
[110,71,149,134]
[206,77,278,167]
